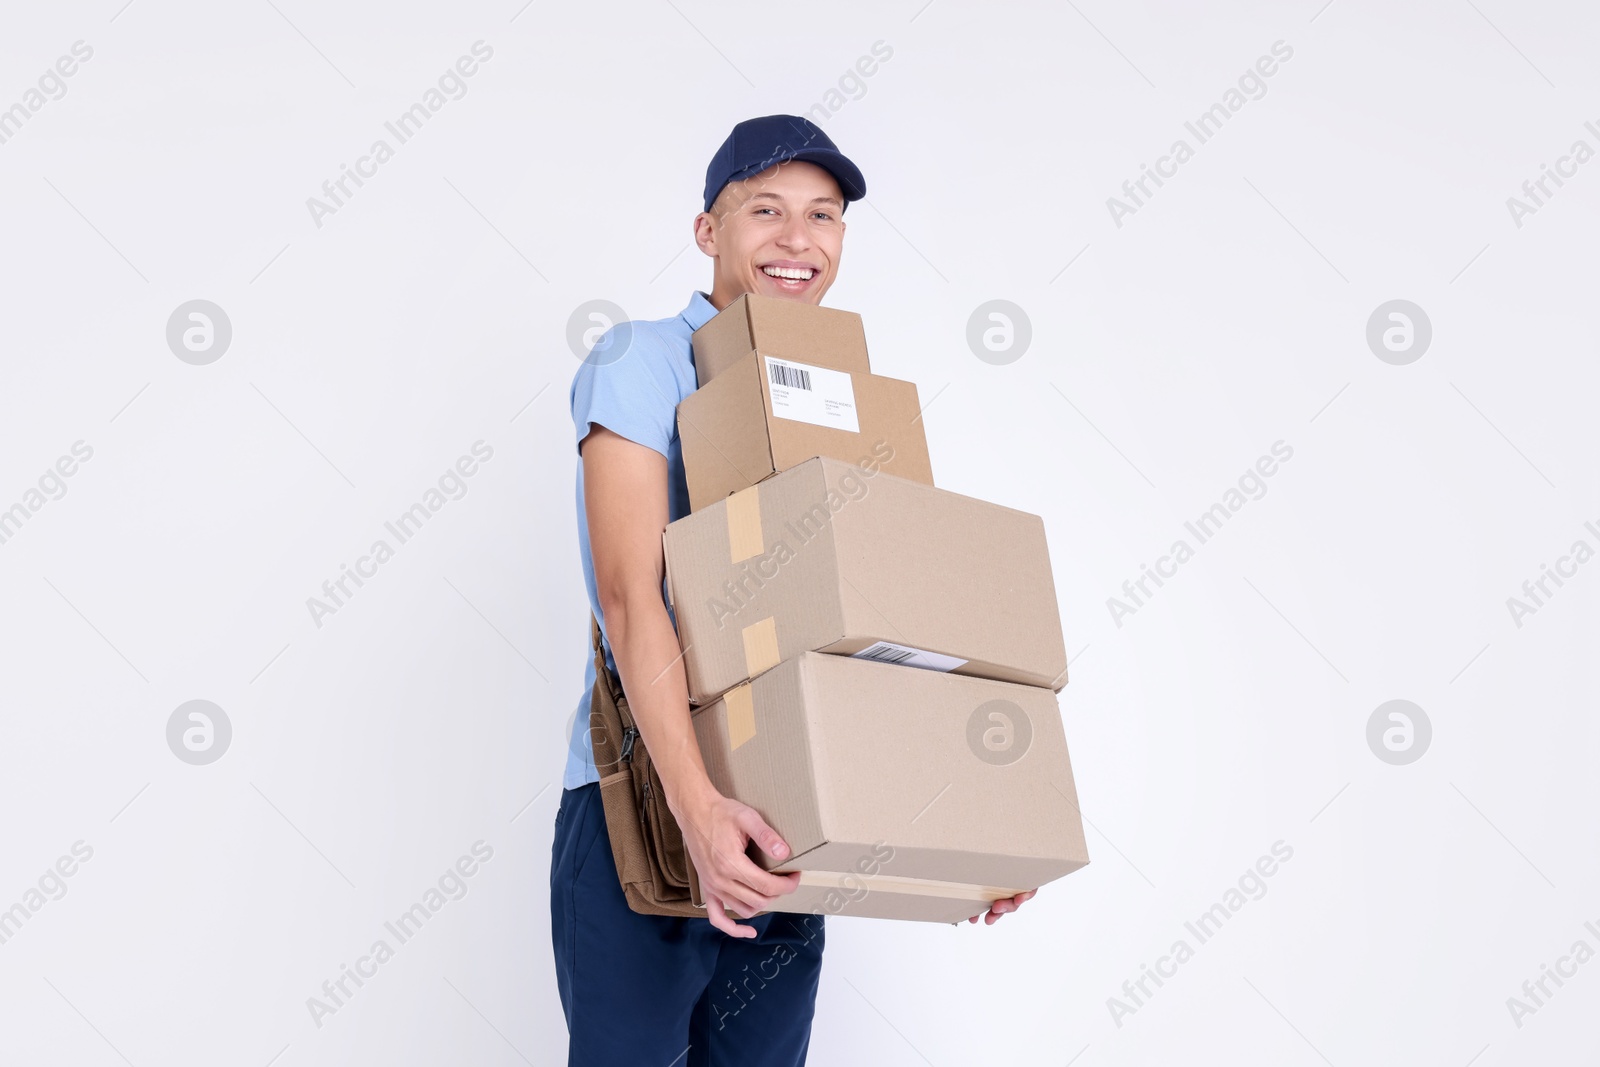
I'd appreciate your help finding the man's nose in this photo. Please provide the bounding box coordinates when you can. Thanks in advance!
[775,214,811,251]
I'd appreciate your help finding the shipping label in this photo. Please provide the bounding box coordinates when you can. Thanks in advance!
[764,356,860,433]
[850,641,968,673]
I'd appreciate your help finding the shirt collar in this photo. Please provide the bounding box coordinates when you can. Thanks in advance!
[681,290,718,332]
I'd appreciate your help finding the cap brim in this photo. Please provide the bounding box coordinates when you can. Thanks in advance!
[784,148,867,202]
[724,147,866,205]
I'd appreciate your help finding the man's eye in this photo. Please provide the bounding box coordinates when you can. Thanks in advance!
[812,212,833,221]
[754,207,777,215]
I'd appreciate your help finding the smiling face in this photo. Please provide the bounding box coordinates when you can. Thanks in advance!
[694,159,847,309]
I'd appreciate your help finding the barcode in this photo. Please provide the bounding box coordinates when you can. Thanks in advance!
[860,644,916,665]
[768,361,812,391]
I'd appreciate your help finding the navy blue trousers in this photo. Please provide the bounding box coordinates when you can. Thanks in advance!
[550,782,825,1066]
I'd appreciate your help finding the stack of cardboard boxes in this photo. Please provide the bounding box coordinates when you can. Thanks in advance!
[664,294,1090,924]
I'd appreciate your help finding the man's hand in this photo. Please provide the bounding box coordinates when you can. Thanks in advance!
[673,782,801,938]
[967,889,1038,925]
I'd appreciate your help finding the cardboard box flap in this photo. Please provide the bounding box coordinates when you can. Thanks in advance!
[796,869,1028,900]
[691,299,760,387]
[691,293,870,387]
[707,873,1018,924]
[779,878,1010,924]
[745,294,870,372]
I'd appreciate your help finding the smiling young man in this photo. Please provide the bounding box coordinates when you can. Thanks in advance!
[550,115,1032,1066]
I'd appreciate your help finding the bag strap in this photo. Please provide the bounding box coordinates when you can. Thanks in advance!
[591,614,622,703]
[591,614,637,755]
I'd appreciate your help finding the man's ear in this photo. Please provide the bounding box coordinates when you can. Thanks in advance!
[693,211,718,258]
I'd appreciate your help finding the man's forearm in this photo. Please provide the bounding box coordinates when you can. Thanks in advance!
[604,593,717,819]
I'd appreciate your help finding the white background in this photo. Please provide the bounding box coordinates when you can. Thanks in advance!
[1,0,1596,1064]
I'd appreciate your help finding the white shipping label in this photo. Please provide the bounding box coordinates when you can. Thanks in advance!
[764,357,860,433]
[850,641,968,673]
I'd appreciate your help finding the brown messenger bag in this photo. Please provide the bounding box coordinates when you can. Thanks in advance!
[587,615,706,917]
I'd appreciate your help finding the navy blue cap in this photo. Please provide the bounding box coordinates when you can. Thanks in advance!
[702,114,866,214]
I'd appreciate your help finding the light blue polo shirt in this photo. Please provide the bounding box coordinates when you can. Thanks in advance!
[563,291,718,789]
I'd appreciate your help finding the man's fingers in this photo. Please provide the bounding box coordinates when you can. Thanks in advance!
[719,817,803,899]
[702,863,768,916]
[708,836,800,905]
[682,801,798,904]
[685,797,805,929]
[704,890,757,938]
[734,807,792,863]
[711,867,797,916]
[965,890,1037,926]
[734,861,802,901]
[719,889,760,918]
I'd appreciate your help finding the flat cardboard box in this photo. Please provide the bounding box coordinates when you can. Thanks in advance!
[677,352,932,513]
[691,293,870,387]
[689,652,1090,923]
[664,457,1068,704]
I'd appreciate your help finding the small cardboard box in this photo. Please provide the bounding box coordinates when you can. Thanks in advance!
[691,293,870,387]
[664,457,1068,704]
[689,652,1090,923]
[677,354,933,513]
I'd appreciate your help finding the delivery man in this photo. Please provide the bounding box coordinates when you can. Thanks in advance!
[549,114,1035,1065]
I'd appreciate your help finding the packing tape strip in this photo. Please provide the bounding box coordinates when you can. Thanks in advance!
[795,869,1028,903]
[741,616,779,678]
[726,485,763,563]
[724,684,756,750]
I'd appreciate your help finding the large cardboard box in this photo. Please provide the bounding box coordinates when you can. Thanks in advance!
[689,652,1090,923]
[677,354,932,513]
[664,457,1068,704]
[691,293,870,387]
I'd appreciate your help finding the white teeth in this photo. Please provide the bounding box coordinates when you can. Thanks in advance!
[762,265,814,281]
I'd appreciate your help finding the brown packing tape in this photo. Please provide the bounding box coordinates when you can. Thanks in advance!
[724,684,756,750]
[741,616,779,678]
[795,870,1028,902]
[726,485,763,563]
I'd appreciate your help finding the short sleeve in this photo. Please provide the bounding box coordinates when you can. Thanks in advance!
[569,325,681,460]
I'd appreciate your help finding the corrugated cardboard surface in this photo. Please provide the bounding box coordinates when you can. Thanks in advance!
[690,293,871,387]
[690,652,1089,923]
[764,367,930,483]
[677,355,775,508]
[777,873,1026,925]
[693,666,826,865]
[665,459,843,704]
[664,457,1068,704]
[677,351,932,513]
